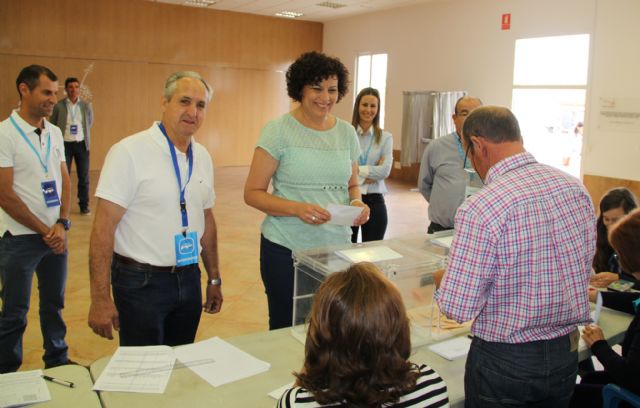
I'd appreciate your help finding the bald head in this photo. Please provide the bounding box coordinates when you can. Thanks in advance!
[453,96,483,137]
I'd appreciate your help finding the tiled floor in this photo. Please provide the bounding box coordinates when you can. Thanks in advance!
[17,166,428,370]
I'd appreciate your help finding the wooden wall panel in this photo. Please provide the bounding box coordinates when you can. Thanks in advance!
[0,0,322,169]
[583,174,640,210]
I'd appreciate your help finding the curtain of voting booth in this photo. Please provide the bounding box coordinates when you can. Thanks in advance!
[400,90,466,166]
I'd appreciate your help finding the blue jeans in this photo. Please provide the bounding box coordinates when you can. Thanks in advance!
[111,257,202,346]
[0,233,68,373]
[465,331,578,407]
[260,235,294,330]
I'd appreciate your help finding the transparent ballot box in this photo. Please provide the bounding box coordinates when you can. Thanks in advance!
[291,235,467,348]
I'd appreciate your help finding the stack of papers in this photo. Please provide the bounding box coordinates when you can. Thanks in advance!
[0,370,51,407]
[93,338,272,394]
[428,336,472,360]
[335,245,403,263]
[93,346,176,393]
[175,337,271,387]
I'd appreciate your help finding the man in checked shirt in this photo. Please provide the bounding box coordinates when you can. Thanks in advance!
[435,106,596,407]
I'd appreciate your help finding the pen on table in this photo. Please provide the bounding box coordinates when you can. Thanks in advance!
[42,375,75,388]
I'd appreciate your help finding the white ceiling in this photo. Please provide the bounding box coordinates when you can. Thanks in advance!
[151,0,437,22]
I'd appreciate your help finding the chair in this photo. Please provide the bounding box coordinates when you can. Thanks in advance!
[603,384,640,408]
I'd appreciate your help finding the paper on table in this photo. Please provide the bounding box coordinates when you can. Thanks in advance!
[428,336,472,360]
[326,204,363,226]
[174,336,270,387]
[93,346,175,393]
[335,245,403,263]
[268,382,294,400]
[431,235,454,249]
[0,369,51,407]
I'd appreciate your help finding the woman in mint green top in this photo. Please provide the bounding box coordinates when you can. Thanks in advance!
[244,51,370,330]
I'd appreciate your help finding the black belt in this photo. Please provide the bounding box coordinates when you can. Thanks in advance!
[113,253,195,273]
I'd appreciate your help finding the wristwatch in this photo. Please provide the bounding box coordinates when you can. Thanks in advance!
[56,218,71,231]
[207,278,222,286]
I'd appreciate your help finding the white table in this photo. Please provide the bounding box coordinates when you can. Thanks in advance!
[90,305,632,408]
[39,364,102,408]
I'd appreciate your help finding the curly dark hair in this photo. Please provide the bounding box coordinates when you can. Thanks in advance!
[593,188,638,272]
[295,262,419,407]
[286,51,349,103]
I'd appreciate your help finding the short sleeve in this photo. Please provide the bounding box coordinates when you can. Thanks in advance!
[256,119,283,161]
[0,130,16,168]
[95,142,137,208]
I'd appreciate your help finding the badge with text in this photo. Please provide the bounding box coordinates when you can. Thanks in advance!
[41,180,61,207]
[174,231,199,266]
[70,124,78,135]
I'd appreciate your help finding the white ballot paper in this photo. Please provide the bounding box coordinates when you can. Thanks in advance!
[428,336,472,360]
[93,346,175,393]
[335,245,403,263]
[268,382,294,400]
[0,369,51,407]
[174,337,271,387]
[326,204,363,226]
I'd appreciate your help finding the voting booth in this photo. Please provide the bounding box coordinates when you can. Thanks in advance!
[291,234,464,347]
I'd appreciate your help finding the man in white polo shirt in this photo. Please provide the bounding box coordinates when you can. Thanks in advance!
[88,71,223,346]
[0,65,72,372]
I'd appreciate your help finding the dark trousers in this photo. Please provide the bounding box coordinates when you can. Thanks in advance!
[260,235,294,330]
[465,332,578,408]
[64,141,90,210]
[111,256,202,346]
[351,193,388,243]
[0,233,68,373]
[428,221,453,234]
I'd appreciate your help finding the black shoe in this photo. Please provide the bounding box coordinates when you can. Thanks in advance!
[44,359,80,369]
[80,208,91,216]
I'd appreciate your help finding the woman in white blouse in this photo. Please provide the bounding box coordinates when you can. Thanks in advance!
[350,88,393,243]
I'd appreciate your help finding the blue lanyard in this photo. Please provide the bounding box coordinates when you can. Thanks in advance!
[158,123,193,230]
[633,297,640,314]
[10,116,51,175]
[359,132,375,166]
[455,135,467,166]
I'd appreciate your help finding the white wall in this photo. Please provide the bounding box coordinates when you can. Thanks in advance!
[583,0,640,180]
[325,0,630,173]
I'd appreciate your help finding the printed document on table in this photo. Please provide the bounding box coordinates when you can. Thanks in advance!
[428,336,472,360]
[93,346,175,393]
[174,336,271,387]
[335,245,403,263]
[326,204,363,226]
[0,369,51,407]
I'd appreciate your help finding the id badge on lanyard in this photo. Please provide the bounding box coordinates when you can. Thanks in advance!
[158,123,198,266]
[10,116,60,208]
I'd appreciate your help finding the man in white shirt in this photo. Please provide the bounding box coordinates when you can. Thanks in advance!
[50,77,94,215]
[0,65,72,372]
[88,71,223,346]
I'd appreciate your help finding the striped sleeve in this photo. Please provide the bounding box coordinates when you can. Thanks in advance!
[392,364,449,408]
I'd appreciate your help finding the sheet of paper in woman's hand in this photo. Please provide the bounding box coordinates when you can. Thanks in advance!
[326,204,363,225]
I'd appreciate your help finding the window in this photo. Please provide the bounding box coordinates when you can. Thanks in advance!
[355,53,388,127]
[511,34,590,178]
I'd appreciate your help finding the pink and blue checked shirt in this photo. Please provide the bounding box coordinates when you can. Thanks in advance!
[435,152,596,343]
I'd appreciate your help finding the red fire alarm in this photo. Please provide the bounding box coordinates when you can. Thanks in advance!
[502,13,511,30]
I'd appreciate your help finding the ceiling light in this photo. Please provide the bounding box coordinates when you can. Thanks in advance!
[316,1,347,9]
[275,10,304,19]
[184,0,217,7]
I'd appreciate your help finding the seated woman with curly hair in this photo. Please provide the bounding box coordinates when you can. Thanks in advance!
[278,262,449,408]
